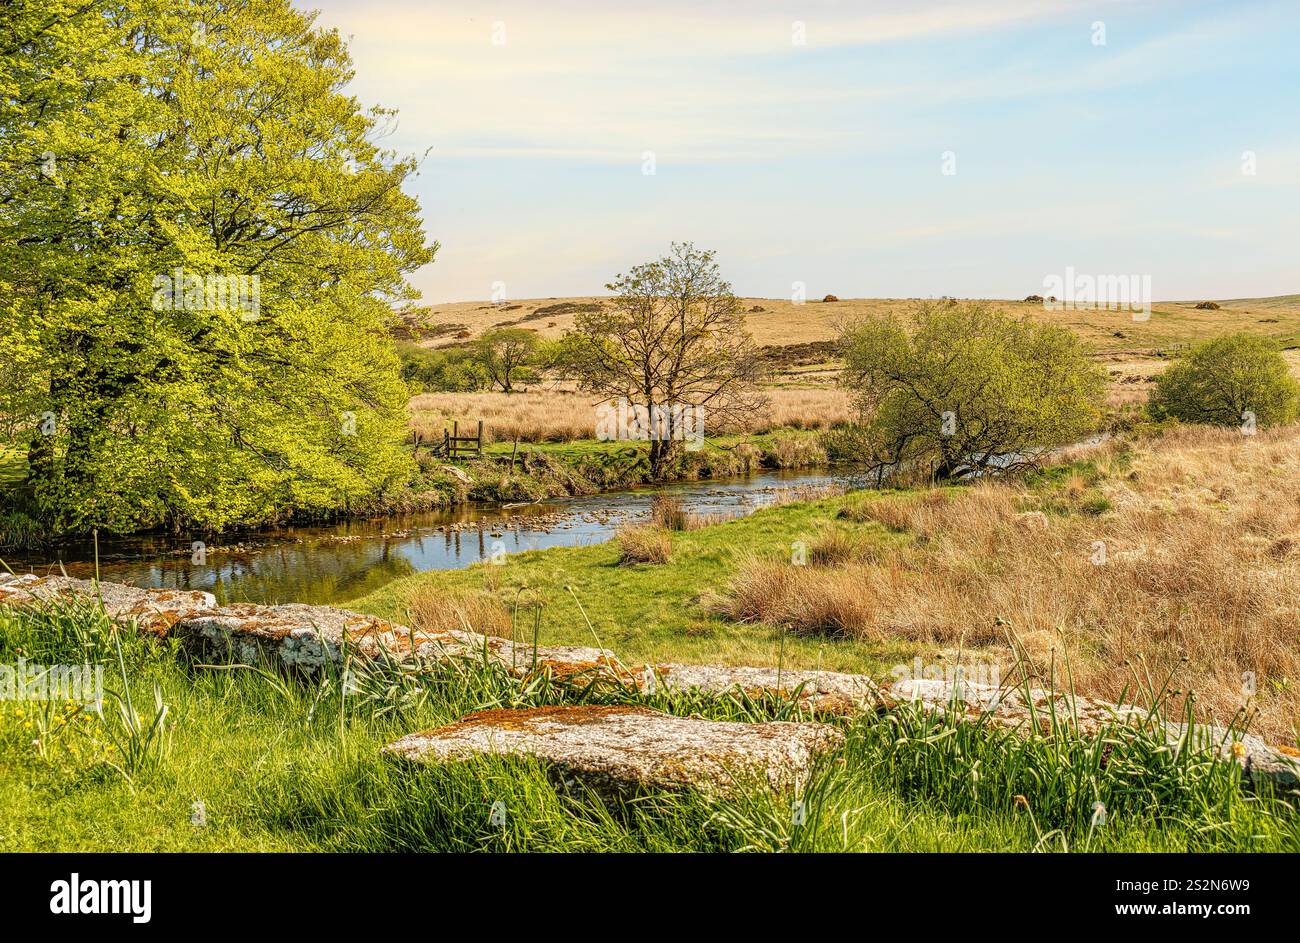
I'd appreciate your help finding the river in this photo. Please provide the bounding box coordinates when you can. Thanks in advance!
[3,468,865,606]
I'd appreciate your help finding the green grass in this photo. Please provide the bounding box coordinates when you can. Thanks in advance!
[355,487,920,675]
[1,601,1295,852]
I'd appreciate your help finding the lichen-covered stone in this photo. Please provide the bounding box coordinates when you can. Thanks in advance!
[384,704,844,795]
[0,573,216,634]
[5,576,1295,787]
[890,678,1300,788]
[652,663,882,714]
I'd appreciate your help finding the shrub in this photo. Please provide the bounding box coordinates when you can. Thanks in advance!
[839,301,1106,480]
[397,342,491,393]
[408,588,514,637]
[1148,333,1300,428]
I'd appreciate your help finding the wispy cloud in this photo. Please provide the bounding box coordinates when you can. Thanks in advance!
[308,0,1300,301]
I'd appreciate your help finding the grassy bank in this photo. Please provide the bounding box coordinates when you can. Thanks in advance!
[1,602,1295,852]
[359,424,1300,744]
[360,428,834,512]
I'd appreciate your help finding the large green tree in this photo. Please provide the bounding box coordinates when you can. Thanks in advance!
[0,0,435,534]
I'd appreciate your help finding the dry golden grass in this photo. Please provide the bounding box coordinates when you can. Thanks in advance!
[718,425,1300,741]
[616,524,673,565]
[405,586,514,638]
[408,386,852,444]
[416,295,1300,423]
[806,527,877,566]
[649,493,687,530]
[409,390,594,444]
[423,294,1300,354]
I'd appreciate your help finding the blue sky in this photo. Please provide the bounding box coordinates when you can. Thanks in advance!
[311,0,1300,303]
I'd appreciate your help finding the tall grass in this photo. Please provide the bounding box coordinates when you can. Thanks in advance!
[1,601,1295,852]
[409,387,853,445]
[616,524,673,565]
[718,425,1300,743]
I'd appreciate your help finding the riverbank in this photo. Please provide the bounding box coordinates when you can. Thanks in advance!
[1,547,1295,853]
[1,467,862,607]
[358,423,1300,745]
[0,429,836,553]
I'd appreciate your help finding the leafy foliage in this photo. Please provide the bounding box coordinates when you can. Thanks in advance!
[839,302,1106,479]
[559,244,766,478]
[474,328,541,393]
[0,0,435,534]
[1149,332,1300,428]
[397,343,490,393]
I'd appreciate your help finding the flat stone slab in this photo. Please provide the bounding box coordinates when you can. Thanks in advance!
[173,601,620,677]
[0,575,625,678]
[5,576,1295,787]
[891,678,1300,788]
[652,664,882,714]
[384,705,844,796]
[0,573,215,634]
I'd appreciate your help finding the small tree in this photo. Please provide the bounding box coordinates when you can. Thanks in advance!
[475,328,540,393]
[562,243,765,478]
[840,301,1106,480]
[1149,333,1300,429]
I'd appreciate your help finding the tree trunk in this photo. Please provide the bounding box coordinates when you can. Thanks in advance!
[648,438,682,480]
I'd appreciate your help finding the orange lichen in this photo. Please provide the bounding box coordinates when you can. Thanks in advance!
[425,704,656,737]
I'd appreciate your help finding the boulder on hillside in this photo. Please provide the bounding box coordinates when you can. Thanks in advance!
[1195,301,1221,310]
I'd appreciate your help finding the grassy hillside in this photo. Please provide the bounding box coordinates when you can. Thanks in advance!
[413,294,1300,355]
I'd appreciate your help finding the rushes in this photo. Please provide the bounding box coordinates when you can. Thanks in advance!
[717,424,1300,741]
[617,525,672,565]
[406,587,514,638]
[98,627,169,784]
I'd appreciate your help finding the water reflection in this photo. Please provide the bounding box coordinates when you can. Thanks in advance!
[8,468,863,605]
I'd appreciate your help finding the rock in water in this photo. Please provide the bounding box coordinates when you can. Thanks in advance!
[384,705,844,796]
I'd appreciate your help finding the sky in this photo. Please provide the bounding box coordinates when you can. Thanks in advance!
[309,0,1300,304]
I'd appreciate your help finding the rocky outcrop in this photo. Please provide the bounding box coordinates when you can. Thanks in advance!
[384,705,844,796]
[0,573,215,635]
[4,574,1296,788]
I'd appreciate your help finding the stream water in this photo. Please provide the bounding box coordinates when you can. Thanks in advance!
[4,468,865,606]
